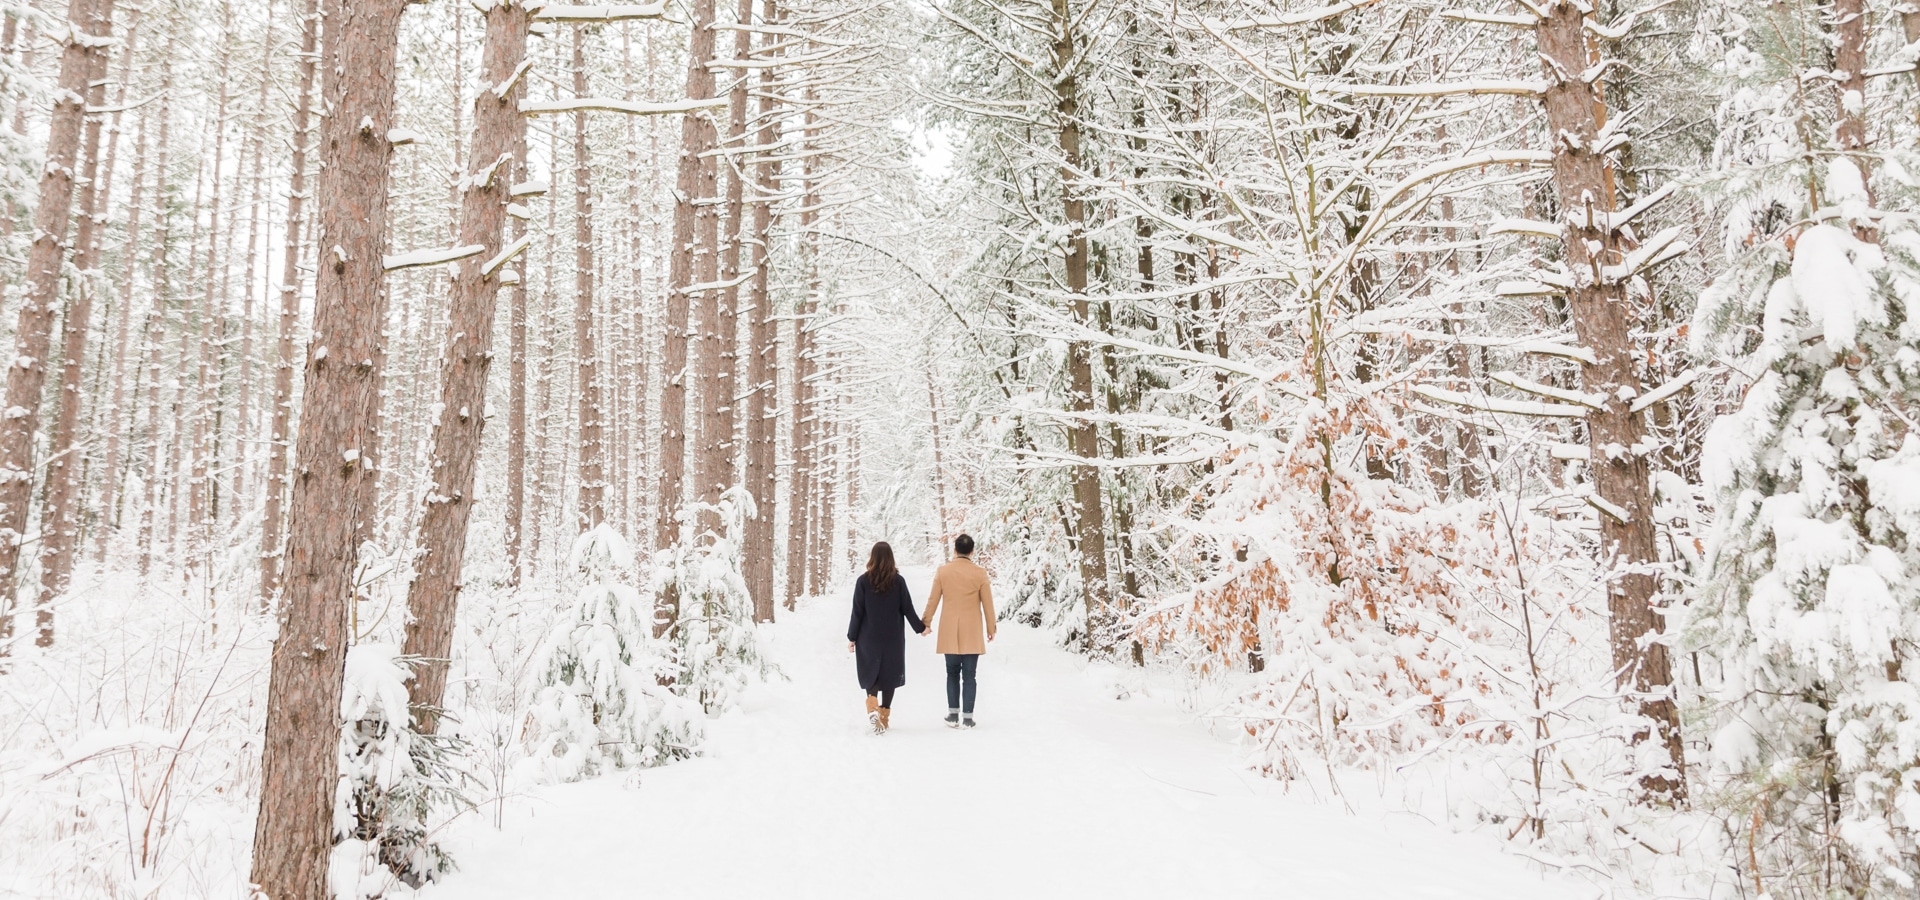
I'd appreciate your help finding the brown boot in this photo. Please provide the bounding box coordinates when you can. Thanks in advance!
[865,695,880,732]
[877,707,891,734]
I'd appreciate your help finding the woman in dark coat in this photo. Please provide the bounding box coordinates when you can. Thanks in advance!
[846,542,926,734]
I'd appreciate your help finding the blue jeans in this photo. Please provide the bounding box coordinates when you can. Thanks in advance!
[944,654,979,714]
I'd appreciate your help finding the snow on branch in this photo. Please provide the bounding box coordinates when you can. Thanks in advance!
[1584,492,1631,524]
[1438,8,1537,26]
[1344,325,1596,364]
[492,58,534,99]
[1203,19,1543,97]
[1602,181,1677,232]
[1217,0,1386,29]
[1490,371,1604,409]
[1601,226,1690,284]
[384,245,484,271]
[521,97,727,117]
[481,236,532,277]
[532,3,667,22]
[1628,367,1706,413]
[1410,384,1590,418]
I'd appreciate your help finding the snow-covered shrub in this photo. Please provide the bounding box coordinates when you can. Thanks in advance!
[1689,161,1920,893]
[521,525,701,783]
[0,573,270,899]
[333,643,467,896]
[1140,394,1504,770]
[654,488,768,713]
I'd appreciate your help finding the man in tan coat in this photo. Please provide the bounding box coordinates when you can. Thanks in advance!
[920,533,996,728]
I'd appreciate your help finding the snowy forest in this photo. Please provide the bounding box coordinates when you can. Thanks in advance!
[2,0,1919,895]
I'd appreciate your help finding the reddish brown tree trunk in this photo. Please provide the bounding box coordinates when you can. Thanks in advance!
[571,26,606,531]
[94,24,148,557]
[1048,0,1111,652]
[743,0,781,621]
[657,0,719,634]
[261,0,321,607]
[705,0,754,523]
[505,174,530,583]
[787,113,819,606]
[249,0,408,894]
[0,0,116,649]
[402,0,529,733]
[1534,0,1684,799]
[30,0,120,641]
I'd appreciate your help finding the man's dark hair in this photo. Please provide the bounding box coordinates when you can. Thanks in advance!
[954,534,975,556]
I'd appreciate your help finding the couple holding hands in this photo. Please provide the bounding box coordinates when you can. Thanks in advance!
[845,534,997,734]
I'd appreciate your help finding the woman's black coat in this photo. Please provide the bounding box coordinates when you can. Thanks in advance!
[847,572,925,691]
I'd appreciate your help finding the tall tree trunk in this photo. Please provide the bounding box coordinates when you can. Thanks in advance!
[786,301,814,608]
[234,11,276,510]
[189,8,236,583]
[95,32,149,559]
[249,0,408,894]
[402,0,529,734]
[30,0,120,642]
[706,0,753,522]
[691,15,729,528]
[0,0,116,649]
[261,0,321,607]
[1048,0,1111,652]
[1533,0,1684,800]
[657,0,719,634]
[504,178,530,583]
[138,64,174,575]
[571,25,605,530]
[787,99,819,607]
[742,0,780,621]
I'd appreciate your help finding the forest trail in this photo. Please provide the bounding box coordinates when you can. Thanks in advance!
[429,567,1597,900]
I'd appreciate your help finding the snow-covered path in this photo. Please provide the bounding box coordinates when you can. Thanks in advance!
[429,567,1597,900]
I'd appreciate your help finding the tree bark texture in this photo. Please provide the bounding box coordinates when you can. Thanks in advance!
[1049,0,1112,653]
[691,0,730,527]
[742,0,780,622]
[656,0,718,634]
[571,26,606,531]
[1533,0,1684,799]
[505,171,530,583]
[249,0,407,895]
[96,68,149,557]
[402,0,529,735]
[261,0,322,607]
[0,0,116,650]
[30,0,119,643]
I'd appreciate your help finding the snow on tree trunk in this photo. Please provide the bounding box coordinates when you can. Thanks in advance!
[0,0,116,649]
[656,0,718,633]
[262,0,322,608]
[742,0,781,622]
[402,0,531,735]
[1048,0,1113,653]
[1532,0,1684,800]
[572,25,606,531]
[249,0,408,895]
[94,33,149,562]
[29,0,119,643]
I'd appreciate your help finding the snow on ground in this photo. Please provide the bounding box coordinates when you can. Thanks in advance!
[429,566,1603,900]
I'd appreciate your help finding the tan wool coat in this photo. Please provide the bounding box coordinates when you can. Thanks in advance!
[921,556,997,655]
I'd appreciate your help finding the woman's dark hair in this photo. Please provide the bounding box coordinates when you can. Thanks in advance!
[866,542,897,592]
